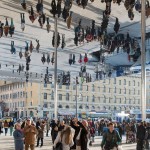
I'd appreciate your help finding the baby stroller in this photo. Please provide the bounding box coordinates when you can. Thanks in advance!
[127,131,135,143]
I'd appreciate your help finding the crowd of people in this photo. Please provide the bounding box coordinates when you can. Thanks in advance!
[0,117,150,150]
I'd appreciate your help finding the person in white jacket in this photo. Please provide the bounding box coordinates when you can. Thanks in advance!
[54,125,75,150]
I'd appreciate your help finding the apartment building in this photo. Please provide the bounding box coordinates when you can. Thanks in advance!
[0,75,141,119]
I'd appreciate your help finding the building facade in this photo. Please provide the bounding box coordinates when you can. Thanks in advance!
[0,75,141,119]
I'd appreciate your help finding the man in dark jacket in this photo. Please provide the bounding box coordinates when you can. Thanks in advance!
[136,122,146,150]
[101,122,121,150]
[50,120,58,144]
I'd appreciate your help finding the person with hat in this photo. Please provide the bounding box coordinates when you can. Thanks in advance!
[24,118,37,150]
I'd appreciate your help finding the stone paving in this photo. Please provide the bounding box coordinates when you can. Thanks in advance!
[0,130,137,150]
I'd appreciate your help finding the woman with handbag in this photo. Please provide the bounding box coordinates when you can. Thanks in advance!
[54,125,74,150]
[76,119,88,150]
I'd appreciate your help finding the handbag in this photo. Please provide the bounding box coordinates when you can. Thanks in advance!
[54,133,63,150]
[55,142,63,150]
[76,128,82,146]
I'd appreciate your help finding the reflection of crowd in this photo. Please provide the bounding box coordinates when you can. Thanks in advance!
[1,117,150,150]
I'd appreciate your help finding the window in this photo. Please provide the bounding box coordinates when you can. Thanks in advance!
[138,90,140,95]
[79,105,83,109]
[103,79,106,83]
[66,93,69,101]
[119,89,121,94]
[108,79,110,84]
[31,83,32,86]
[103,86,106,93]
[129,81,131,86]
[114,97,116,103]
[79,85,82,91]
[44,93,47,99]
[119,98,121,103]
[119,80,121,85]
[86,86,88,91]
[133,89,135,94]
[124,79,126,85]
[79,94,83,101]
[108,88,111,93]
[133,80,135,86]
[129,99,131,104]
[23,92,25,97]
[23,101,25,107]
[124,97,126,103]
[59,94,62,100]
[114,78,116,84]
[103,97,106,103]
[73,85,76,90]
[92,95,95,102]
[51,84,54,88]
[66,85,69,90]
[51,91,54,100]
[92,84,95,92]
[31,91,32,98]
[129,90,131,94]
[59,84,62,89]
[30,102,32,106]
[66,105,69,109]
[114,87,116,93]
[44,83,47,88]
[138,82,140,86]
[86,96,89,102]
[124,88,126,94]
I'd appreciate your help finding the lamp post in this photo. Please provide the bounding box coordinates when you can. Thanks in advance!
[141,0,146,121]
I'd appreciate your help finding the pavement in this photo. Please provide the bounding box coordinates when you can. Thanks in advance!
[0,130,137,150]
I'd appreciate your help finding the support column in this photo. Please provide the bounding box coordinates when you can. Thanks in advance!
[54,16,58,121]
[141,0,146,121]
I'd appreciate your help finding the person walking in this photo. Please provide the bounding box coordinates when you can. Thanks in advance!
[0,120,3,135]
[50,120,58,144]
[54,125,74,150]
[70,118,80,150]
[13,123,24,150]
[24,118,37,150]
[101,122,121,150]
[136,122,146,150]
[36,120,45,147]
[46,120,50,137]
[4,120,9,136]
[9,119,14,136]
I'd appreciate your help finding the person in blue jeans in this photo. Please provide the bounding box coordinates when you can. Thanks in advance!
[9,119,14,136]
